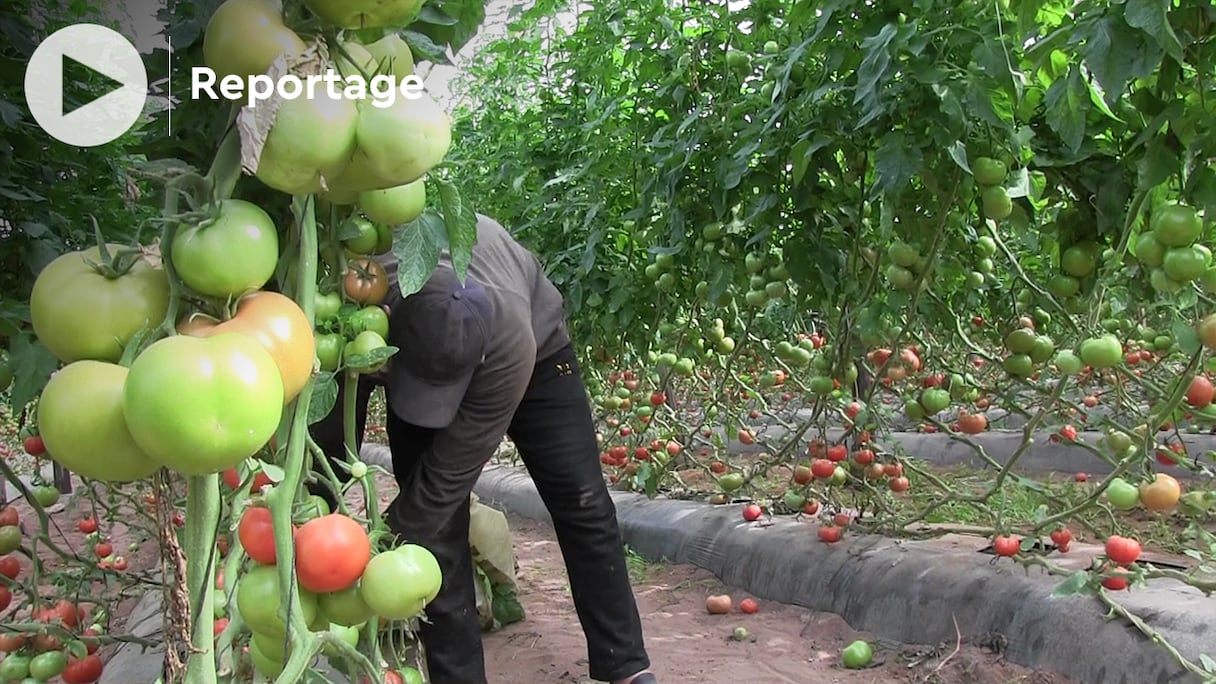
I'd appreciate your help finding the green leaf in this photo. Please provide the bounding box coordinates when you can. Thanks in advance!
[7,333,57,415]
[307,374,339,425]
[258,462,285,483]
[1123,0,1184,62]
[1050,570,1092,598]
[1043,66,1088,152]
[1136,137,1179,192]
[433,175,479,282]
[1172,319,1201,357]
[346,346,400,372]
[873,131,922,194]
[1081,16,1139,104]
[392,210,449,297]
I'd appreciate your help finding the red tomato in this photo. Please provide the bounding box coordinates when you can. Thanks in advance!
[0,555,20,579]
[78,517,97,534]
[1101,565,1130,591]
[293,514,371,593]
[802,500,820,516]
[741,504,763,522]
[1049,528,1073,549]
[237,506,279,565]
[0,507,18,527]
[817,525,842,543]
[0,585,10,612]
[213,617,229,637]
[24,435,45,455]
[0,633,26,651]
[739,598,759,614]
[94,542,112,558]
[833,512,851,527]
[810,459,835,479]
[888,476,910,493]
[1104,536,1141,565]
[61,654,104,683]
[992,535,1020,557]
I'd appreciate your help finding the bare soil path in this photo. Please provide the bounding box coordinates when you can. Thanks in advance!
[482,515,1075,684]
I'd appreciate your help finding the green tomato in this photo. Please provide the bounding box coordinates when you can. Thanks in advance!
[359,544,443,620]
[315,292,342,323]
[0,654,30,680]
[31,484,60,508]
[341,216,381,255]
[361,33,415,79]
[237,564,319,639]
[971,157,1007,186]
[1059,244,1097,278]
[28,650,67,680]
[297,494,331,522]
[829,466,848,486]
[358,177,427,226]
[122,333,284,475]
[37,361,160,482]
[1150,201,1203,247]
[172,199,280,299]
[919,388,951,414]
[1162,244,1211,282]
[348,91,451,189]
[1078,334,1123,370]
[400,667,424,684]
[347,306,389,339]
[255,88,358,195]
[841,640,873,669]
[976,236,997,256]
[1053,350,1083,375]
[29,245,170,364]
[315,333,344,372]
[717,473,744,492]
[1134,232,1165,267]
[319,583,375,627]
[1106,478,1141,510]
[981,186,1012,220]
[1029,336,1055,364]
[344,331,389,374]
[249,632,286,679]
[202,0,304,81]
[302,0,424,29]
[1003,354,1033,377]
[0,526,20,555]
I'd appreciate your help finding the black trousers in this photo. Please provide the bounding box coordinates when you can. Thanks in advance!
[308,343,650,683]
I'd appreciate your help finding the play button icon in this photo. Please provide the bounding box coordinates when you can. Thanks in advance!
[24,23,148,147]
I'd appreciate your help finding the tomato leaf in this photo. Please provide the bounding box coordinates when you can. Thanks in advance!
[258,462,285,484]
[392,210,448,297]
[1122,0,1184,62]
[1171,320,1200,357]
[946,141,970,174]
[7,333,57,415]
[433,175,478,283]
[307,374,339,426]
[1043,66,1088,152]
[1049,570,1092,598]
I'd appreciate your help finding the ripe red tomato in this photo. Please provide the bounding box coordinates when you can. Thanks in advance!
[0,586,10,612]
[0,555,20,580]
[1101,565,1130,591]
[739,598,759,614]
[237,506,280,565]
[0,633,26,651]
[293,514,372,592]
[78,517,97,534]
[1049,528,1073,549]
[0,507,17,527]
[853,449,874,465]
[1104,536,1141,565]
[810,459,835,479]
[817,525,842,543]
[802,500,820,516]
[792,465,812,485]
[833,512,851,527]
[826,444,848,462]
[650,392,666,406]
[741,504,763,522]
[24,435,45,455]
[94,542,112,558]
[888,476,910,493]
[60,653,104,683]
[992,535,1020,557]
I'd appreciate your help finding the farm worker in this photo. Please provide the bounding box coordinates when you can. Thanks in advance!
[309,214,658,684]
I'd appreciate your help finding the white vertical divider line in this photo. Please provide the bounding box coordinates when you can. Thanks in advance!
[167,34,171,136]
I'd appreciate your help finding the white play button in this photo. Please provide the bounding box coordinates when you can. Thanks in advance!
[23,23,148,147]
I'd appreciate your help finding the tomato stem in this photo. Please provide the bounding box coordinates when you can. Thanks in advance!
[182,474,220,684]
[269,195,325,684]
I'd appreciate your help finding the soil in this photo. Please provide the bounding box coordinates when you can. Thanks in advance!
[481,515,1075,684]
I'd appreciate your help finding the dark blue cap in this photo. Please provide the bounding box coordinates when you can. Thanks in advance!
[387,265,493,428]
